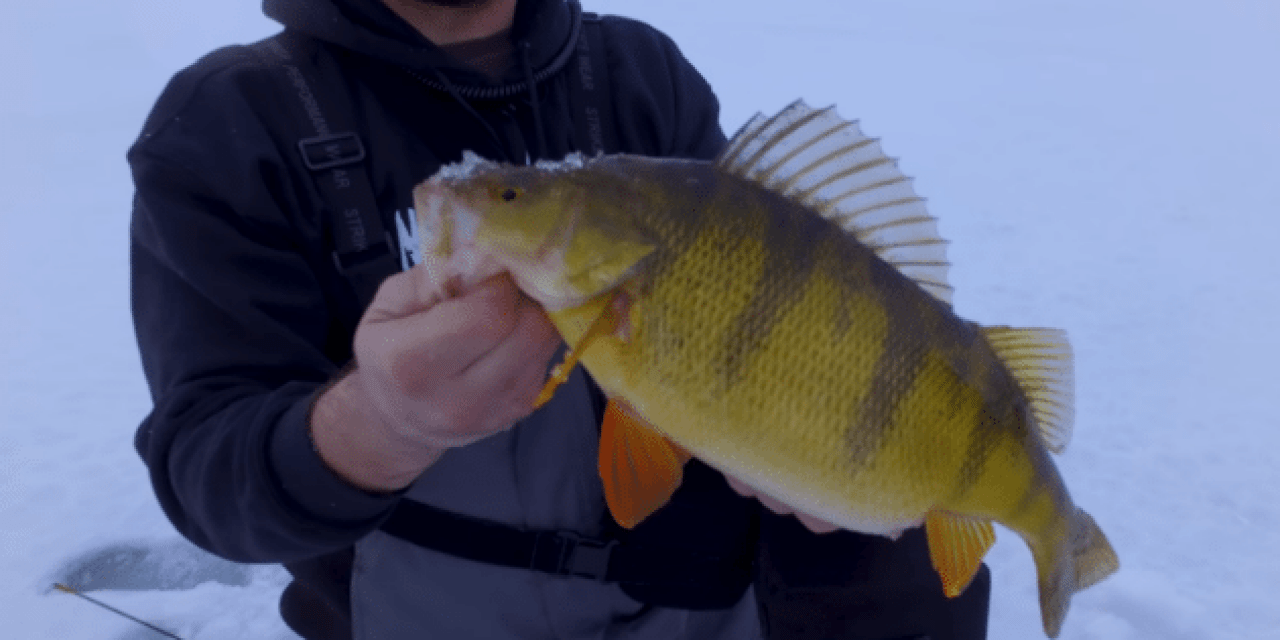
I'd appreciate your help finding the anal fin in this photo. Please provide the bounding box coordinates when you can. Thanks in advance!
[599,399,690,529]
[925,511,997,598]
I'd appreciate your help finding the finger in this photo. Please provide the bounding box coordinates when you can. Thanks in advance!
[459,298,562,408]
[362,276,528,385]
[724,475,756,498]
[362,263,448,323]
[437,278,553,371]
[725,476,794,516]
[754,492,795,516]
[796,513,841,535]
[422,277,528,361]
[723,474,841,534]
[755,493,840,534]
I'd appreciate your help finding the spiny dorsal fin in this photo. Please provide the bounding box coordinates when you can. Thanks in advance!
[981,326,1075,454]
[717,100,952,304]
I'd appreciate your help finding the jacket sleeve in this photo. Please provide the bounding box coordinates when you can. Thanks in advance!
[129,50,399,564]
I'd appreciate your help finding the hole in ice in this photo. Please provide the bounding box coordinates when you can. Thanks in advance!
[53,538,254,592]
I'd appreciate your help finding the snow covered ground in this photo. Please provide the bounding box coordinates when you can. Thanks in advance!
[2,0,1277,638]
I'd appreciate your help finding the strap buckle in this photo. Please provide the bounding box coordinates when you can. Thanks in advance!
[532,531,618,581]
[298,132,366,171]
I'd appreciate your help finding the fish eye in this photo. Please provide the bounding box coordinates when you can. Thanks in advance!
[501,188,520,202]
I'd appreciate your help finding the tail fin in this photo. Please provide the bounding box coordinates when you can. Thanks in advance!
[1034,508,1120,637]
[1069,509,1120,591]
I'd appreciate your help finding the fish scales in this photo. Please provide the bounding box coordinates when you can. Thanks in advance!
[626,159,1043,546]
[566,158,981,526]
[415,100,1119,638]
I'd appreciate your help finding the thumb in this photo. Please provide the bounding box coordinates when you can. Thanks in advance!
[362,261,449,323]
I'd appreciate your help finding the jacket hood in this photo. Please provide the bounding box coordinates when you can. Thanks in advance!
[263,0,581,88]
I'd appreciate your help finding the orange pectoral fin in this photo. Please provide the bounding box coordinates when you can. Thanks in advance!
[925,511,997,598]
[533,290,628,409]
[599,399,690,529]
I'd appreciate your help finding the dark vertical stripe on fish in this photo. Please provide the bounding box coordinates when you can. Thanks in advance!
[949,404,1008,502]
[714,180,831,387]
[844,338,931,469]
[839,250,941,470]
[944,333,1013,501]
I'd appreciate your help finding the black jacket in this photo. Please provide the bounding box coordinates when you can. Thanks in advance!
[129,0,989,637]
[130,0,724,564]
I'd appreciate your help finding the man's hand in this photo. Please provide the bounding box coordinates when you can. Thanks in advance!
[725,474,921,539]
[310,265,561,492]
[723,475,841,535]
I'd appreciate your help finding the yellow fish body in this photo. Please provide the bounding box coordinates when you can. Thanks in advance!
[414,101,1119,638]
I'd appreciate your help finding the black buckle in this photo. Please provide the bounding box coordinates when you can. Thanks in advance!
[531,531,617,581]
[298,132,366,171]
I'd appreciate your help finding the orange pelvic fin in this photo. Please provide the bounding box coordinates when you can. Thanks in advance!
[533,290,626,409]
[925,510,997,598]
[599,399,690,529]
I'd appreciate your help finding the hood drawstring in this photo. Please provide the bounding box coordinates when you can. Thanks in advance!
[405,39,555,164]
[519,40,549,161]
[395,10,583,163]
[424,66,514,163]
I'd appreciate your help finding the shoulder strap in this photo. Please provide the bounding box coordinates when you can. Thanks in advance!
[252,32,399,309]
[568,13,618,155]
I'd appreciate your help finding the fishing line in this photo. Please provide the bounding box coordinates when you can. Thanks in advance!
[52,583,184,639]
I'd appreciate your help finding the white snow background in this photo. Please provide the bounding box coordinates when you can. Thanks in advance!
[2,0,1277,638]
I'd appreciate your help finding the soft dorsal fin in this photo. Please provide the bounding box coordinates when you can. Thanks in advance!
[981,326,1075,454]
[717,100,952,304]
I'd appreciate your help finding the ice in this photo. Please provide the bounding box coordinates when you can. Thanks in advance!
[3,0,1277,637]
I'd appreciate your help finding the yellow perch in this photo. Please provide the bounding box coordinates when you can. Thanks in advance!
[414,100,1119,637]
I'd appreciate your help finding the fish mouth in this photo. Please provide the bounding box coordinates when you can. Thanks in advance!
[416,179,586,310]
[415,180,505,294]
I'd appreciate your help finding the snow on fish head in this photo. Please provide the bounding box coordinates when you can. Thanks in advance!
[413,151,656,310]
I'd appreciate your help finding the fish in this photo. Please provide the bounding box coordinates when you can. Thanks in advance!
[412,100,1120,638]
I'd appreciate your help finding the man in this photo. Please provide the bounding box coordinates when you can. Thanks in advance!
[129,0,991,638]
